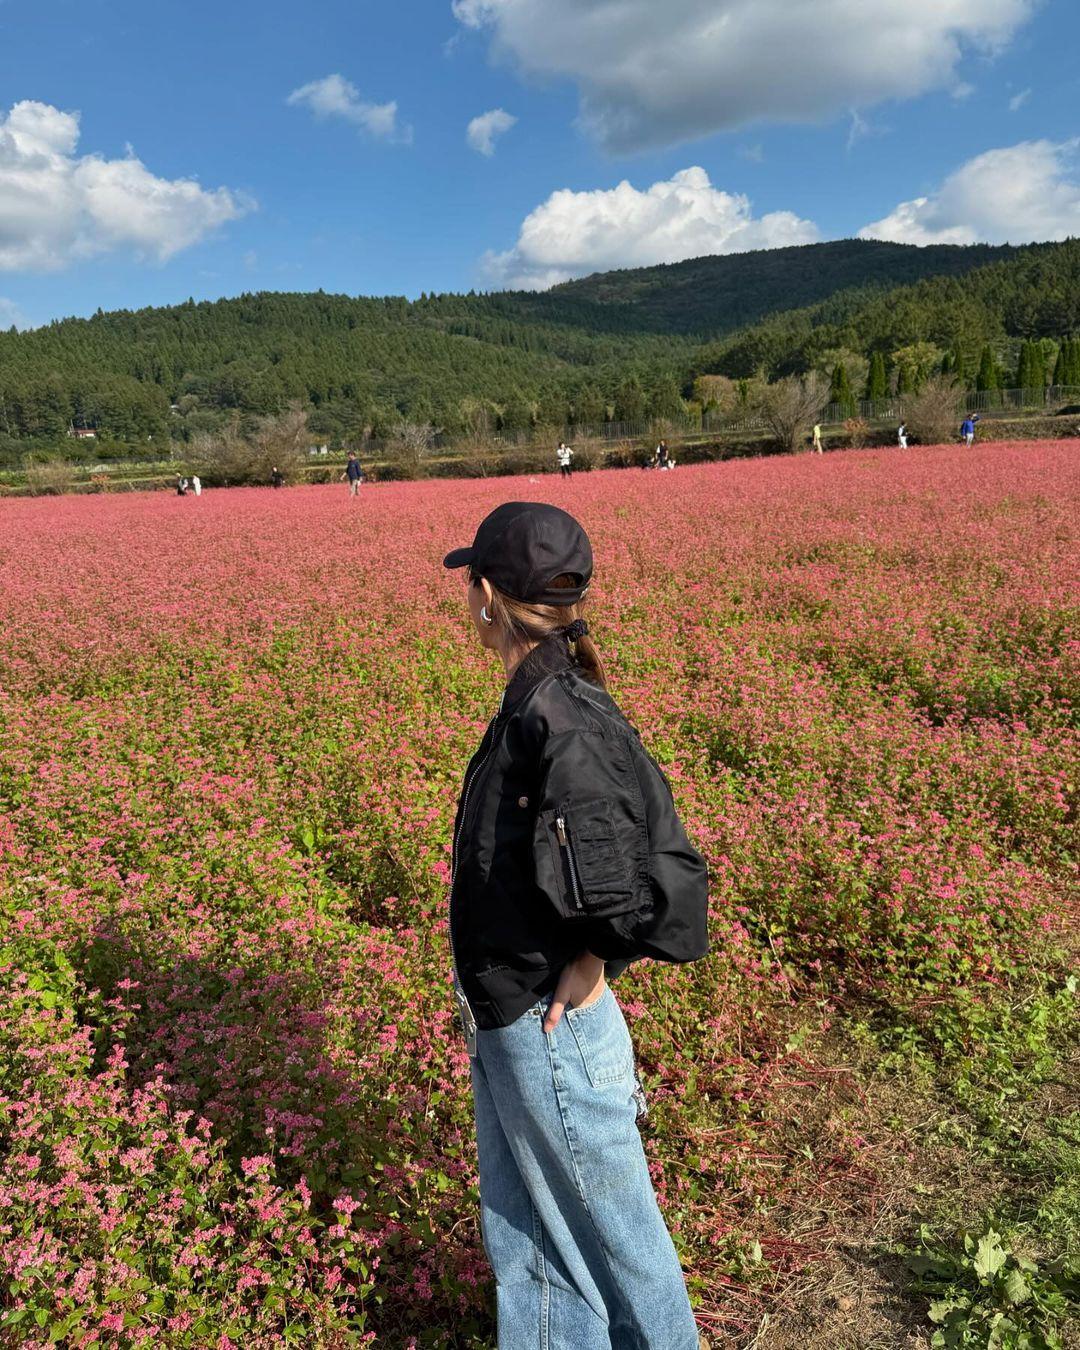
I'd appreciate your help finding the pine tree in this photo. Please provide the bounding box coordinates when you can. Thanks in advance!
[614,375,646,423]
[976,345,999,392]
[648,375,684,420]
[1016,340,1046,401]
[829,362,855,414]
[1015,341,1031,392]
[1060,338,1076,387]
[574,384,607,426]
[1031,342,1046,395]
[1053,344,1068,387]
[897,363,912,395]
[950,344,966,386]
[1068,338,1080,387]
[865,350,887,400]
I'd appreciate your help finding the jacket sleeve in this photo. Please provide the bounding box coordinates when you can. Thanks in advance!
[530,724,710,965]
[621,744,710,964]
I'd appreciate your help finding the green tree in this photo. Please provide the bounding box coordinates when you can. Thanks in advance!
[614,375,646,423]
[573,385,608,426]
[1067,338,1080,386]
[498,389,535,433]
[648,375,684,421]
[892,341,943,393]
[1016,340,1046,401]
[865,350,887,400]
[828,362,856,415]
[975,345,999,392]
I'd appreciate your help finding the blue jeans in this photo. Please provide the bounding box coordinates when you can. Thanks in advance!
[469,986,700,1349]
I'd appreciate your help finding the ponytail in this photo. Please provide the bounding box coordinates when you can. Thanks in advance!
[568,626,605,690]
[468,567,607,690]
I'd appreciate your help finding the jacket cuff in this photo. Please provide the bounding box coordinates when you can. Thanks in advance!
[583,920,640,961]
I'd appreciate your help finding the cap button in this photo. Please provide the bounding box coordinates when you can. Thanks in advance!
[517,795,529,808]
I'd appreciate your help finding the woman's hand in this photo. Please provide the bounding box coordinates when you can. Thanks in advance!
[543,950,606,1033]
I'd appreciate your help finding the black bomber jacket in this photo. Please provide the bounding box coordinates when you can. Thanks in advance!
[449,634,710,1029]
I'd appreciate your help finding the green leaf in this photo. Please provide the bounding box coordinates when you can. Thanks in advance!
[1002,1267,1031,1306]
[928,1298,958,1323]
[974,1231,1007,1281]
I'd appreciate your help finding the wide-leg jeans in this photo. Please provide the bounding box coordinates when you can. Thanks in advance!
[469,985,700,1349]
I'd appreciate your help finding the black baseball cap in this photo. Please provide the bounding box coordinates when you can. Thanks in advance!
[443,501,593,606]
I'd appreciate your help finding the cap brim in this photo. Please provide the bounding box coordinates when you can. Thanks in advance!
[442,546,475,569]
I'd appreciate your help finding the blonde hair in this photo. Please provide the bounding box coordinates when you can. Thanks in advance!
[469,567,606,689]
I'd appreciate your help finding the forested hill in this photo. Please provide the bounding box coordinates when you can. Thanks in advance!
[0,237,1076,453]
[696,237,1080,380]
[542,239,1022,334]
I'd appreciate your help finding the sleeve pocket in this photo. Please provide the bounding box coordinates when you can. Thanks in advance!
[536,797,638,921]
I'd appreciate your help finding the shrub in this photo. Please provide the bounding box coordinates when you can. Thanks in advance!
[383,422,436,480]
[904,375,963,445]
[753,374,827,454]
[186,406,310,487]
[23,457,76,496]
[843,416,870,449]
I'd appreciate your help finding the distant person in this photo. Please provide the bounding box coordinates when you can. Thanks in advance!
[960,416,975,446]
[555,442,574,478]
[654,439,671,470]
[271,466,284,489]
[812,423,823,454]
[191,475,202,497]
[340,452,364,497]
[898,422,908,450]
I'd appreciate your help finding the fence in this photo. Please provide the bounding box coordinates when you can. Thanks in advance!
[410,385,1080,454]
[7,386,1078,493]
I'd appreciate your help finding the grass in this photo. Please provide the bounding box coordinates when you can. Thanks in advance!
[735,959,1080,1349]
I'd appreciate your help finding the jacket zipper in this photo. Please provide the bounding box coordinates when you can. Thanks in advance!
[555,808,585,911]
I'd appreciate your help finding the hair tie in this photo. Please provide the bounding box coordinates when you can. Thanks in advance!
[563,618,589,642]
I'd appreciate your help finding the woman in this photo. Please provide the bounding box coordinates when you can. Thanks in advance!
[443,500,710,1349]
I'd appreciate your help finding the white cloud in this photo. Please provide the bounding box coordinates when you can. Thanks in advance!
[1009,88,1031,111]
[0,296,25,328]
[287,74,411,143]
[483,165,819,290]
[466,108,517,156]
[452,0,1035,152]
[0,100,250,271]
[846,109,885,152]
[859,140,1080,245]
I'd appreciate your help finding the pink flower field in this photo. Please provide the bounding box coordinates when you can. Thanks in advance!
[0,440,1077,1347]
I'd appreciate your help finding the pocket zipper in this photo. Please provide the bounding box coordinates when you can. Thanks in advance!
[555,811,585,911]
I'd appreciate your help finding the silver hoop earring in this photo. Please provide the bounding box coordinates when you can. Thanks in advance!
[480,605,493,625]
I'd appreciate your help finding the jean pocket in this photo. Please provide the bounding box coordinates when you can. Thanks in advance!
[565,988,634,1087]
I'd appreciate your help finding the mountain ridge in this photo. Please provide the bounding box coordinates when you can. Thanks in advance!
[0,238,1075,454]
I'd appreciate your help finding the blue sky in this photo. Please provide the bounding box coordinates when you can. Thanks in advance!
[1,0,1078,328]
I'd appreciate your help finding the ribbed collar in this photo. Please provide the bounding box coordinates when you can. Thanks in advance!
[500,633,574,712]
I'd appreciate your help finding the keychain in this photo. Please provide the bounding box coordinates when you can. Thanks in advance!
[452,972,479,1057]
